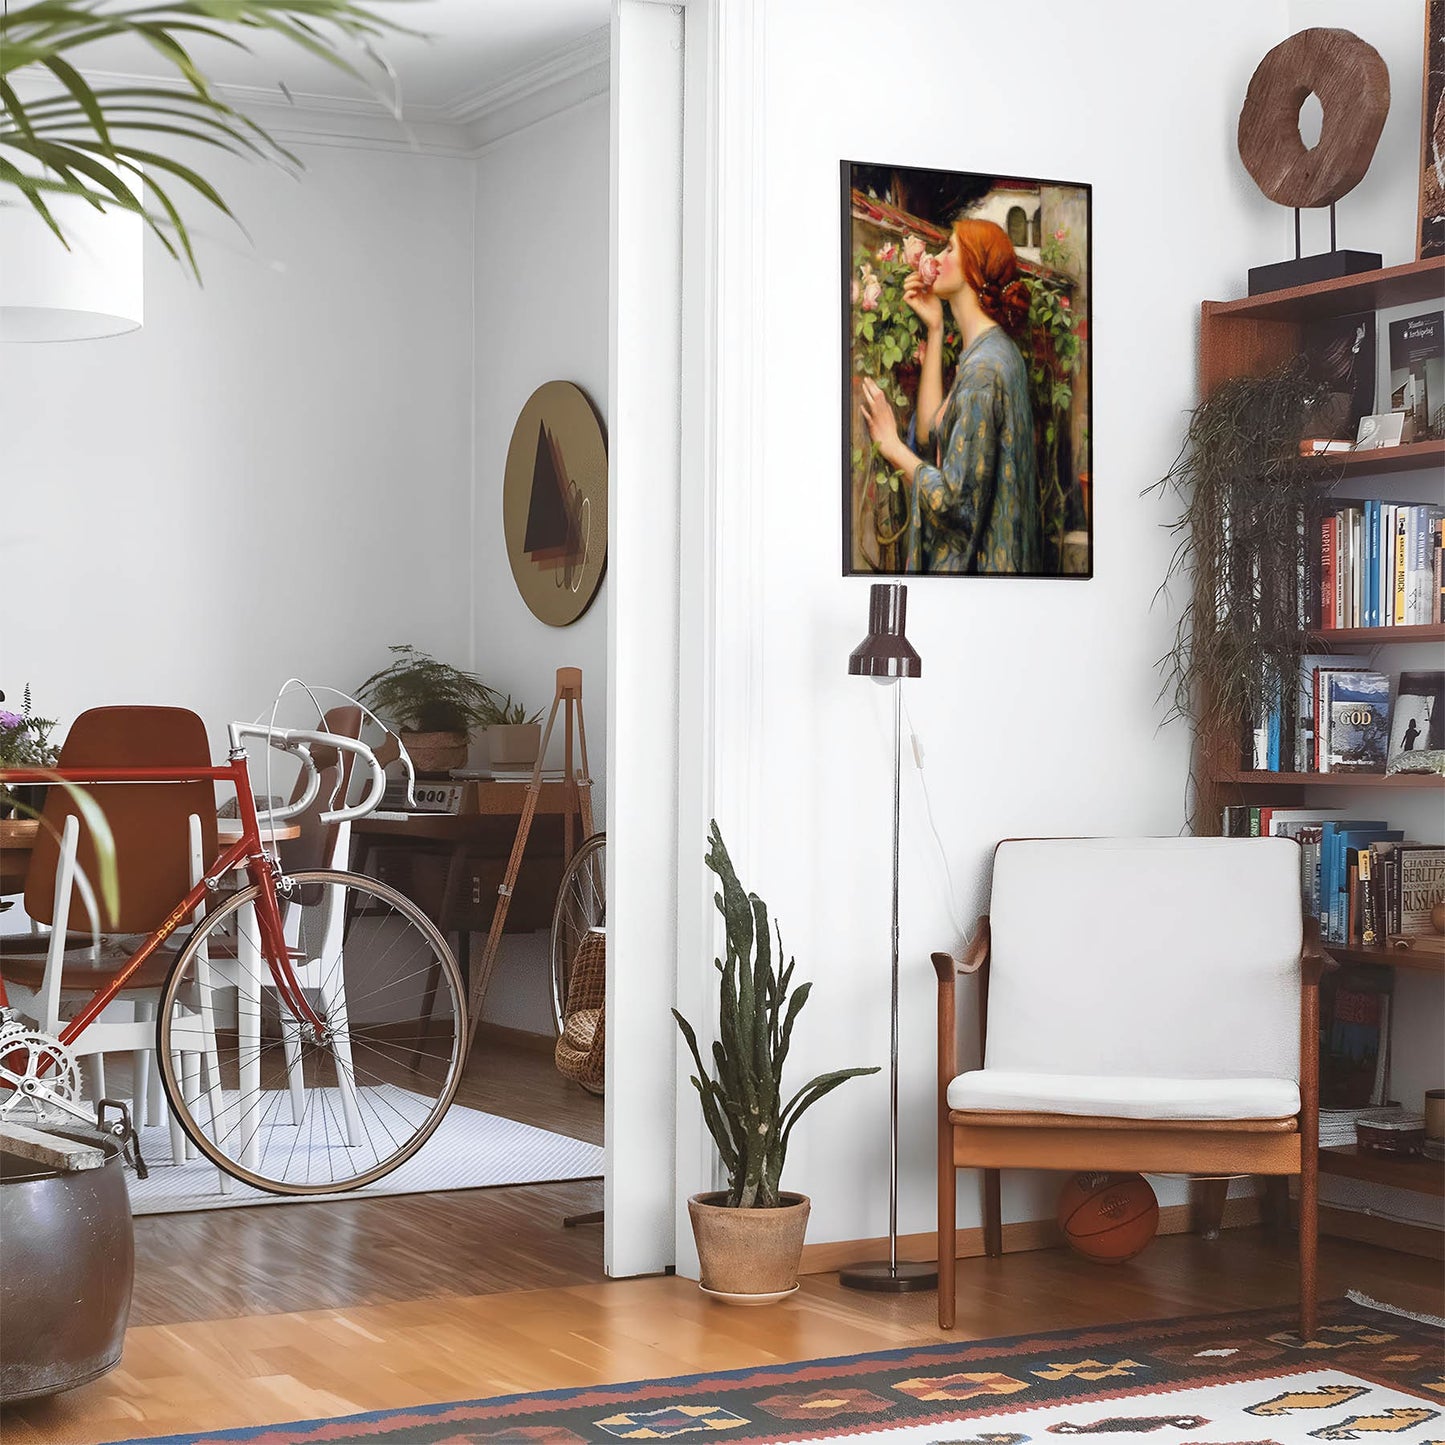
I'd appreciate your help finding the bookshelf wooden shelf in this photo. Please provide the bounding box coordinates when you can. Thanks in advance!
[1319,1145,1445,1197]
[1306,623,1445,645]
[1323,943,1445,975]
[1205,256,1445,324]
[1212,770,1445,789]
[1310,438,1445,479]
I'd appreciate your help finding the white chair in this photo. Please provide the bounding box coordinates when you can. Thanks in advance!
[933,836,1321,1338]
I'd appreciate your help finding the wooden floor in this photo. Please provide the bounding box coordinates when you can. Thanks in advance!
[6,1230,1442,1445]
[5,1040,1444,1444]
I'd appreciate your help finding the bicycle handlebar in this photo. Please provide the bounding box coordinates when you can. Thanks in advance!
[226,723,393,825]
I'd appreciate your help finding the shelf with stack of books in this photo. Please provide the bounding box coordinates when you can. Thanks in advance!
[1197,259,1445,1243]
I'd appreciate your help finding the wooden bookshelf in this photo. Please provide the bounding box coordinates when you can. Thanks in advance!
[1319,1145,1445,1197]
[1306,623,1445,645]
[1323,943,1445,975]
[1212,770,1445,789]
[1195,262,1445,1241]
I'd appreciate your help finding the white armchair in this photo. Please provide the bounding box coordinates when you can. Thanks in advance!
[933,836,1321,1337]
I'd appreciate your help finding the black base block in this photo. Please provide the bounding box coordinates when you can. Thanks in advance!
[1247,250,1382,296]
[838,1258,939,1292]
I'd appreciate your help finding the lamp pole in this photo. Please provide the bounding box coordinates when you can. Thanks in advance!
[840,583,937,1294]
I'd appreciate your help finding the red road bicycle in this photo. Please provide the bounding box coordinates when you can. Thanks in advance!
[0,718,467,1194]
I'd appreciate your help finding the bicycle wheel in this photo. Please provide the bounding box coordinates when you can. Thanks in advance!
[157,868,466,1194]
[550,832,606,1035]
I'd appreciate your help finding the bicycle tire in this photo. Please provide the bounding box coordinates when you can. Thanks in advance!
[157,868,467,1195]
[549,833,606,1037]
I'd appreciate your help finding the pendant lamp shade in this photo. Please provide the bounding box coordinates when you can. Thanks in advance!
[0,175,143,343]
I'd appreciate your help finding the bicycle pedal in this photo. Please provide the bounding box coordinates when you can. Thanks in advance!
[97,1098,149,1180]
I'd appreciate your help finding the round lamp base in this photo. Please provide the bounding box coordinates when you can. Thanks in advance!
[837,1259,938,1293]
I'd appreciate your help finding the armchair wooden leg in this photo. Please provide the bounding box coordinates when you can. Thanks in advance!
[983,1169,1002,1258]
[938,1141,956,1329]
[1190,1176,1230,1239]
[1298,1159,1318,1341]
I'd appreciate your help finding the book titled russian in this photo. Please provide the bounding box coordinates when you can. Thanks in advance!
[1386,670,1445,768]
[1396,844,1445,936]
[1322,671,1391,773]
[1388,311,1444,440]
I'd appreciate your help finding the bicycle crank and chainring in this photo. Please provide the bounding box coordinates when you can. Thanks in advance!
[0,1027,88,1124]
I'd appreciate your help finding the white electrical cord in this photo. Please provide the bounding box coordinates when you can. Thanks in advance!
[898,689,970,941]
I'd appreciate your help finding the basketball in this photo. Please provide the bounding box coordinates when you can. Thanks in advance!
[1056,1172,1159,1264]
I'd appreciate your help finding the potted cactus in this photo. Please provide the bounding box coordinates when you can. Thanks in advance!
[672,822,878,1303]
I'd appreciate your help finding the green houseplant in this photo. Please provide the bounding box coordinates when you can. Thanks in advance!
[1,1,406,278]
[357,645,497,777]
[673,822,878,1300]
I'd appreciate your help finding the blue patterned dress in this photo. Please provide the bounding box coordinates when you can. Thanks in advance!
[904,326,1039,574]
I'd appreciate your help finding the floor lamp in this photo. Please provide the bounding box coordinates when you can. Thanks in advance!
[840,582,937,1293]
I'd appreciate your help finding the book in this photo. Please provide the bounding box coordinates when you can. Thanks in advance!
[1303,311,1377,440]
[1296,653,1367,773]
[1321,671,1391,773]
[1319,966,1393,1109]
[1396,844,1445,935]
[1405,505,1445,623]
[1386,670,1444,767]
[1388,311,1444,440]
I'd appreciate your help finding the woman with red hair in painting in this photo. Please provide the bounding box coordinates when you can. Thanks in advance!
[861,217,1039,573]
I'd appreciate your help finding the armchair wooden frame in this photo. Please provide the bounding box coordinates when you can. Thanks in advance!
[932,914,1324,1339]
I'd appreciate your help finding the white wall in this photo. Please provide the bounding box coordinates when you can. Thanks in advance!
[0,142,475,742]
[469,95,612,1033]
[685,0,1320,1251]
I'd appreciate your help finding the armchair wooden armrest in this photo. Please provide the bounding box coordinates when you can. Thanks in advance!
[931,916,991,981]
[933,917,991,1102]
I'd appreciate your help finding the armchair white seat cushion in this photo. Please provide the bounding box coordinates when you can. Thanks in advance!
[946,1070,1300,1120]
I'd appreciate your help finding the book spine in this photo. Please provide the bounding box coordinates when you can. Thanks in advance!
[1337,509,1349,629]
[1320,515,1335,629]
[1394,511,1408,625]
[1348,506,1362,629]
[1379,504,1394,627]
[1365,500,1378,629]
[1360,848,1377,947]
[1248,806,1261,838]
[1435,517,1444,626]
[1318,673,1331,773]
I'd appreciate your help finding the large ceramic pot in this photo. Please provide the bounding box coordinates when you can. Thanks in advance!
[687,1191,810,1304]
[0,1127,134,1402]
[400,729,469,778]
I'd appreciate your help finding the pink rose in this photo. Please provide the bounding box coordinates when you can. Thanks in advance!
[876,242,897,263]
[917,252,940,289]
[902,235,926,268]
[1054,227,1067,241]
[861,275,882,311]
[1060,296,1070,310]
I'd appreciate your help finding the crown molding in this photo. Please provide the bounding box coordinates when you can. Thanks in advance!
[13,27,611,157]
[444,25,610,129]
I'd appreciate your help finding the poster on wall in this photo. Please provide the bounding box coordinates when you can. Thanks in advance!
[1421,0,1445,259]
[842,160,1092,578]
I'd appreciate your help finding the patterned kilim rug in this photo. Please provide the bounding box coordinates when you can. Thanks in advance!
[105,1294,1442,1445]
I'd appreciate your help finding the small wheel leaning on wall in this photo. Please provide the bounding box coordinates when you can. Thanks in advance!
[550,833,606,1038]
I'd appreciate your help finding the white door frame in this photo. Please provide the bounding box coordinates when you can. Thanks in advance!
[606,0,765,1278]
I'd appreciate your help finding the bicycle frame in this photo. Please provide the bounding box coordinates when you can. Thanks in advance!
[0,750,325,1044]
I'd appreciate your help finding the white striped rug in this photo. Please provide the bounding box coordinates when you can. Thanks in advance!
[125,1102,603,1214]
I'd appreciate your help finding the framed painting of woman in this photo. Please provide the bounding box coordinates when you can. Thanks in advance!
[842,160,1093,578]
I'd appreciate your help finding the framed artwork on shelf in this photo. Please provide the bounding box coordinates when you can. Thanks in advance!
[1421,0,1445,259]
[841,160,1092,579]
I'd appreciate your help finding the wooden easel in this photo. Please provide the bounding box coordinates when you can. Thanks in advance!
[465,667,594,1053]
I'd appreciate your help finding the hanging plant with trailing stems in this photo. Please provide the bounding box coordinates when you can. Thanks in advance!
[1145,358,1339,822]
[0,0,409,279]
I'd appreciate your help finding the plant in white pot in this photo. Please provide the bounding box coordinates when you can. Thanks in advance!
[673,821,878,1303]
[357,646,496,777]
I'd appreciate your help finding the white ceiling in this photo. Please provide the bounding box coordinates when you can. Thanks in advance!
[75,0,611,117]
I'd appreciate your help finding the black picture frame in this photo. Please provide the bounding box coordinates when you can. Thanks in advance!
[841,158,1094,579]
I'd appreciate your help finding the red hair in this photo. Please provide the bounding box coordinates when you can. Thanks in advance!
[951,217,1029,334]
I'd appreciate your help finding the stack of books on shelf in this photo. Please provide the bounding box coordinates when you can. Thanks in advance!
[1220,807,1445,949]
[1312,501,1444,630]
[1319,1105,1401,1147]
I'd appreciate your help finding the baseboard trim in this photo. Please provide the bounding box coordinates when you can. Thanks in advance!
[1317,1203,1445,1261]
[798,1196,1262,1275]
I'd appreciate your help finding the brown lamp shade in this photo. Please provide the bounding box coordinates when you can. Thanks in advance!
[848,583,921,680]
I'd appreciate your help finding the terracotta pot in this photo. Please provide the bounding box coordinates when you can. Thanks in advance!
[486,723,542,769]
[687,1191,809,1301]
[401,730,469,778]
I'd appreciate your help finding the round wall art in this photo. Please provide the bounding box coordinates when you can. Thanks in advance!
[502,381,608,627]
